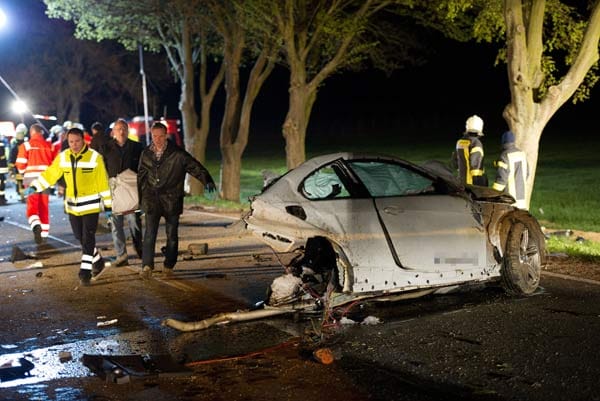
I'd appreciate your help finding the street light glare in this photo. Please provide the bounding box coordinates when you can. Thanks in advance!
[12,100,28,114]
[0,8,7,29]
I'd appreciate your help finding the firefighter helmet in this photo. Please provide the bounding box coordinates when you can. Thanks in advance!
[15,123,27,135]
[501,130,515,144]
[465,115,484,136]
[50,124,65,136]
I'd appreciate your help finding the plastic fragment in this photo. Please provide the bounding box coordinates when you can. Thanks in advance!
[313,348,335,365]
[97,319,118,327]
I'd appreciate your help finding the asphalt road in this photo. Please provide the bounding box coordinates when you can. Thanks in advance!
[0,193,599,401]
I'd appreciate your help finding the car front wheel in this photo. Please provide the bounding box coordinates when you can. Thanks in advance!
[501,221,542,295]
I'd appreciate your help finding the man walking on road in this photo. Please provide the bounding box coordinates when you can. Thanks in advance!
[101,119,144,266]
[16,123,55,243]
[138,122,216,279]
[24,127,112,286]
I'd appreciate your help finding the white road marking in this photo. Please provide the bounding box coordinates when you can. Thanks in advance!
[542,271,600,286]
[3,220,79,248]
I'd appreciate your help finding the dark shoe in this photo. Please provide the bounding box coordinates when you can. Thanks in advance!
[32,225,43,244]
[79,269,92,286]
[114,254,129,267]
[140,265,153,280]
[92,258,105,278]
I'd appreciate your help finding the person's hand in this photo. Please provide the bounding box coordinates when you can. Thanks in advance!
[23,186,36,197]
[104,210,113,219]
[205,182,216,193]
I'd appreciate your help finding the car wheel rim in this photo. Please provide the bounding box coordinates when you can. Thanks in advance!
[518,228,540,284]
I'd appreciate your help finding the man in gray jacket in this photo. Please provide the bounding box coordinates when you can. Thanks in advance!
[137,122,216,278]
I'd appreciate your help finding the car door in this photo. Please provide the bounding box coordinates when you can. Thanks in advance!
[347,160,487,272]
[298,160,399,284]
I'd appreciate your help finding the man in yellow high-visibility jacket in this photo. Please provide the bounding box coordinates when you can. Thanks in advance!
[25,127,112,286]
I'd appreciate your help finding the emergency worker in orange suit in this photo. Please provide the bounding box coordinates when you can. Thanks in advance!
[15,123,55,243]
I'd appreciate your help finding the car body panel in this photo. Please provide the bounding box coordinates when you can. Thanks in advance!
[245,152,542,297]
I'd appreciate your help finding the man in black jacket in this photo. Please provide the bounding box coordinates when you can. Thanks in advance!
[138,121,216,278]
[101,119,144,266]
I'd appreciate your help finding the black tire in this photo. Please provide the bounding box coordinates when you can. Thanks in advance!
[501,221,542,295]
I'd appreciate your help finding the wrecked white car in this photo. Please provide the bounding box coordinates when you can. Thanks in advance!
[163,152,545,332]
[246,153,545,306]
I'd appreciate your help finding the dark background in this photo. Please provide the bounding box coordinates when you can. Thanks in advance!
[0,0,597,155]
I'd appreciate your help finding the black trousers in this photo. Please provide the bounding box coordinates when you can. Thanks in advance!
[142,212,180,269]
[69,213,100,271]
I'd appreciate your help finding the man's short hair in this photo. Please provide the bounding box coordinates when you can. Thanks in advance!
[113,118,129,130]
[151,121,167,133]
[91,122,104,132]
[67,127,84,137]
[30,123,44,134]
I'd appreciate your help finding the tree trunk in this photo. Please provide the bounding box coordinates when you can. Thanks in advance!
[220,145,242,202]
[190,58,225,195]
[503,102,544,208]
[283,84,317,169]
[219,34,243,201]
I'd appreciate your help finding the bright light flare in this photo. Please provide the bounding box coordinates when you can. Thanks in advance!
[12,100,28,114]
[0,8,6,29]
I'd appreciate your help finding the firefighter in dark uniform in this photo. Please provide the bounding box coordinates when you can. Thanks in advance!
[9,124,27,202]
[0,133,8,205]
[452,115,487,186]
[492,130,529,210]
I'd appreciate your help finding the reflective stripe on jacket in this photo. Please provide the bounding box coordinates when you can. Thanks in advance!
[0,142,8,174]
[455,135,485,185]
[31,146,112,216]
[15,135,54,185]
[492,144,528,209]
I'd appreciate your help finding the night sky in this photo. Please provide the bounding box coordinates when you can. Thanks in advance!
[0,0,598,151]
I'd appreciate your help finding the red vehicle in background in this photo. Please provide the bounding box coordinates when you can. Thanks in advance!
[127,116,183,147]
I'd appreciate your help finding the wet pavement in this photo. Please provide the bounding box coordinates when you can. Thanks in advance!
[1,192,600,400]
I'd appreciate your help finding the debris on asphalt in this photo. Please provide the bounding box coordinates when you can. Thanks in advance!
[10,245,35,262]
[16,288,33,294]
[26,261,43,269]
[313,348,335,365]
[58,351,72,363]
[35,272,43,278]
[547,229,573,237]
[188,243,208,255]
[97,319,118,327]
[0,357,35,382]
[361,316,381,325]
[82,354,192,383]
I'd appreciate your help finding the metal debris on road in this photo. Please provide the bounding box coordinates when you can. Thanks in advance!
[97,319,118,327]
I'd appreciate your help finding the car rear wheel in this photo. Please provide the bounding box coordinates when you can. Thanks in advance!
[501,221,542,295]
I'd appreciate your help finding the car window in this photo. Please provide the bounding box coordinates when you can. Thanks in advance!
[302,164,351,200]
[348,161,435,197]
